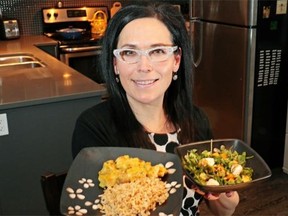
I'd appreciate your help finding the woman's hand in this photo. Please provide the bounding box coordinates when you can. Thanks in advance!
[205,191,239,216]
[192,185,220,200]
[193,186,240,216]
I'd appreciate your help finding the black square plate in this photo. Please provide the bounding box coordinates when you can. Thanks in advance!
[60,147,183,215]
[175,139,272,193]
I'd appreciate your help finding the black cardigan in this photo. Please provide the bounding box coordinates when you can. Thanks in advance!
[72,100,212,158]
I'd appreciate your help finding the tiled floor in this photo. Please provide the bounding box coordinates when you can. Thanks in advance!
[199,168,288,216]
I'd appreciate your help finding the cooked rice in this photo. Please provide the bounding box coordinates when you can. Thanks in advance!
[99,177,169,216]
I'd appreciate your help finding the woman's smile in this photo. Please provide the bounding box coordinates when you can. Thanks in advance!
[132,78,159,87]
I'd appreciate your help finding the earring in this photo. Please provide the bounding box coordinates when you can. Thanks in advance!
[172,72,178,81]
[115,70,120,83]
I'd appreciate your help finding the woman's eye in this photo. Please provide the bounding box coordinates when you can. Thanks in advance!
[121,50,137,56]
[150,48,166,55]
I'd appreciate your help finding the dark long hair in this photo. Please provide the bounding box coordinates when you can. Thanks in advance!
[100,3,202,148]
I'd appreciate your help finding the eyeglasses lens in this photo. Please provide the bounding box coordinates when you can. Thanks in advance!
[115,46,177,64]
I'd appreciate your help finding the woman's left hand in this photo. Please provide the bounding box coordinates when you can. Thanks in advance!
[193,185,239,216]
[192,185,235,200]
[204,191,235,201]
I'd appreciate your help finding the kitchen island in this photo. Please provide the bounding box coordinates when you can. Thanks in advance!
[0,35,106,109]
[0,36,106,214]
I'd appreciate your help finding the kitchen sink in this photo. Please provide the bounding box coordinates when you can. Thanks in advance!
[0,54,39,65]
[0,54,45,71]
[0,61,45,70]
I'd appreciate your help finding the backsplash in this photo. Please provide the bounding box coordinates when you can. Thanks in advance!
[0,0,121,35]
[0,0,187,36]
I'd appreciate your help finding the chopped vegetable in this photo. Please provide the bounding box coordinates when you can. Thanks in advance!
[206,178,220,186]
[182,145,254,186]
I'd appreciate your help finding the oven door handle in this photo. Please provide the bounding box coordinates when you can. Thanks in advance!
[60,46,101,53]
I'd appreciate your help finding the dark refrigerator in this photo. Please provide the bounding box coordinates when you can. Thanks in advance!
[189,0,288,168]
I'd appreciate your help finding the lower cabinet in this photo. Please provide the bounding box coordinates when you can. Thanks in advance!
[0,95,102,215]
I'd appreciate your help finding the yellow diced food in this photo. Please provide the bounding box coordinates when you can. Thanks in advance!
[98,155,168,188]
[241,175,252,183]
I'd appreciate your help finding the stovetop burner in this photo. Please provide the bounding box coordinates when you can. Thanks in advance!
[44,31,103,47]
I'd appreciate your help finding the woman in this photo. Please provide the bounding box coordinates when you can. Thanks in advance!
[72,3,239,216]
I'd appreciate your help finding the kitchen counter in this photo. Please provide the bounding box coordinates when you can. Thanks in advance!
[0,35,106,110]
[0,35,106,214]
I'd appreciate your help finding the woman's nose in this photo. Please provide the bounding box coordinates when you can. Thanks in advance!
[137,55,152,72]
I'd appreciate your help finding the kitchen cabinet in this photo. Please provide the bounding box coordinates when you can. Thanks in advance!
[0,95,103,215]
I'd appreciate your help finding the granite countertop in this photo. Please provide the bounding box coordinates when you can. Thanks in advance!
[0,35,106,110]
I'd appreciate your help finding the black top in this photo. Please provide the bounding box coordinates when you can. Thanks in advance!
[72,100,213,158]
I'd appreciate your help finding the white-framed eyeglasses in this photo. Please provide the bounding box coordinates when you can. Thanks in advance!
[113,46,178,64]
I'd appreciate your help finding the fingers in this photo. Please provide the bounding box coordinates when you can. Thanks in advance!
[205,191,236,201]
[192,184,235,200]
[225,191,235,198]
[191,185,205,196]
[205,191,236,200]
[204,193,220,200]
[191,185,220,200]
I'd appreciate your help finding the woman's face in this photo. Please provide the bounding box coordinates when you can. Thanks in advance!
[114,18,181,106]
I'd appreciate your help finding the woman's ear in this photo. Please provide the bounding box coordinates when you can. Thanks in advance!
[173,47,182,72]
[113,58,119,75]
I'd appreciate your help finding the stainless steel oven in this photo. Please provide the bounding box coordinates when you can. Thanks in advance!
[59,44,104,83]
[42,6,108,84]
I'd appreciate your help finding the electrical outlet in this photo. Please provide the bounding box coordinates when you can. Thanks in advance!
[0,113,9,136]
